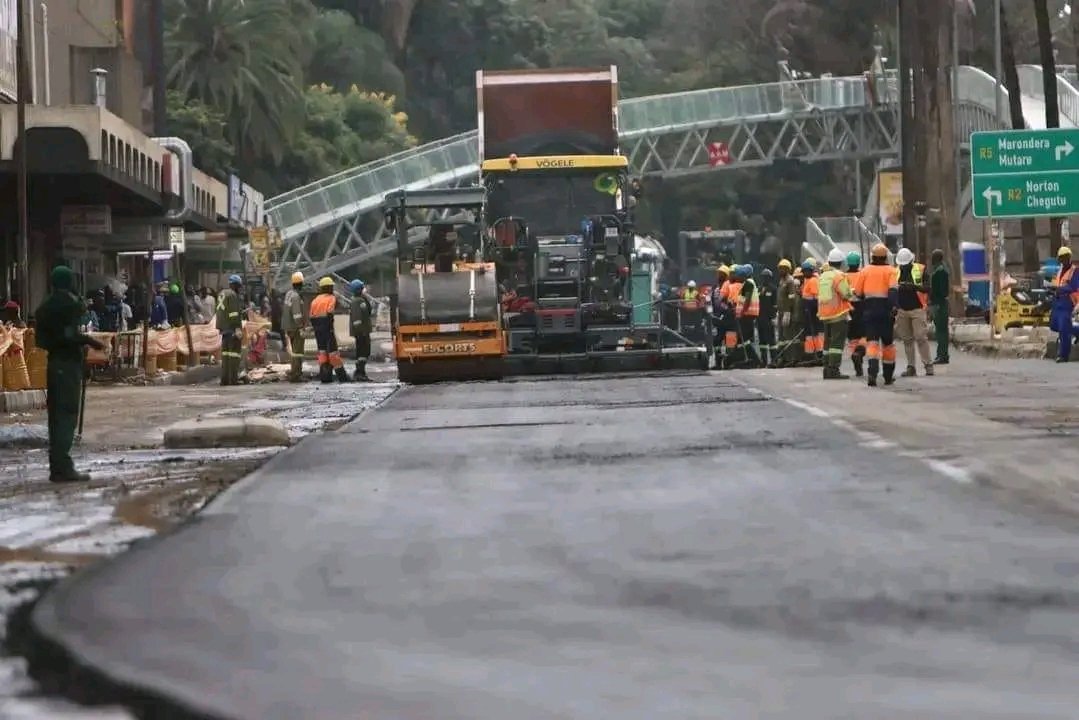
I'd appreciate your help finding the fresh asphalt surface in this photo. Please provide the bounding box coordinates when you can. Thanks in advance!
[31,371,1079,719]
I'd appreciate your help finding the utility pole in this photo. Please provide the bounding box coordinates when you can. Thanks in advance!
[898,0,921,250]
[16,0,30,306]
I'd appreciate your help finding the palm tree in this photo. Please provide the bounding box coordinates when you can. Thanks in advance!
[165,0,310,163]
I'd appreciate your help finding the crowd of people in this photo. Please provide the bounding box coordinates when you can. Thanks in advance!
[675,243,953,384]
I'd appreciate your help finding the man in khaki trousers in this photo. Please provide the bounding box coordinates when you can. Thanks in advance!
[282,272,307,382]
[894,247,934,377]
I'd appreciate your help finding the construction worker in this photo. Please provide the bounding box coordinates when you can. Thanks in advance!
[775,260,799,367]
[929,249,950,365]
[733,264,762,367]
[853,243,899,387]
[680,280,700,306]
[845,251,867,377]
[216,275,244,386]
[819,249,854,380]
[349,279,373,381]
[310,276,351,383]
[800,260,823,365]
[1050,245,1079,362]
[757,268,778,368]
[711,266,734,368]
[894,247,934,377]
[35,265,107,483]
[725,267,746,367]
[282,271,306,382]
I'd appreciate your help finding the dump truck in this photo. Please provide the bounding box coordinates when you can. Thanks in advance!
[477,67,708,373]
[384,187,505,383]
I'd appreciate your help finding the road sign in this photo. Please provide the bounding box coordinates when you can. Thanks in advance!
[168,226,185,254]
[971,172,1079,219]
[971,129,1079,218]
[708,142,730,167]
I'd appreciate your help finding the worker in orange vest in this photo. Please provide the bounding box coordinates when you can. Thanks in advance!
[310,277,351,384]
[800,260,823,366]
[852,243,899,386]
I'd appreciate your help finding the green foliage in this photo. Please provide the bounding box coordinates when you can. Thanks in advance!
[165,91,235,179]
[307,10,406,97]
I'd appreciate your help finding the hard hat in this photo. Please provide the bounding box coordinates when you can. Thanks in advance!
[801,260,815,272]
[1059,245,1073,257]
[318,276,335,289]
[846,251,861,266]
[349,279,365,293]
[290,271,304,285]
[741,263,754,276]
[717,265,730,276]
[228,274,242,285]
[827,249,845,264]
[761,268,774,279]
[687,280,697,288]
[169,283,180,294]
[778,259,792,270]
[871,243,889,259]
[895,247,915,265]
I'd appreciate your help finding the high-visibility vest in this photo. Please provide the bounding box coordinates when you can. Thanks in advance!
[739,278,760,318]
[801,275,819,300]
[1053,265,1079,306]
[310,293,337,318]
[817,268,852,321]
[895,263,928,308]
[680,287,700,307]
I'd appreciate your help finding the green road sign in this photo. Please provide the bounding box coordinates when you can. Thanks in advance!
[971,129,1079,175]
[971,171,1079,219]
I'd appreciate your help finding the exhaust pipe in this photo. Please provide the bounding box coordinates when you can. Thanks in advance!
[153,136,193,222]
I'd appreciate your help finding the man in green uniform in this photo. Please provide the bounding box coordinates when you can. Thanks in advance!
[282,271,307,382]
[775,259,802,367]
[349,279,373,381]
[216,274,244,385]
[929,249,950,364]
[35,265,105,483]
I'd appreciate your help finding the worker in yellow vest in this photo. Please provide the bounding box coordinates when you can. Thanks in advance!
[818,249,854,380]
[894,248,933,377]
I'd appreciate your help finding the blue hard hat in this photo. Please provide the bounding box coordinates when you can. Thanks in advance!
[228,274,242,285]
[801,260,815,272]
[740,264,754,276]
[349,279,365,293]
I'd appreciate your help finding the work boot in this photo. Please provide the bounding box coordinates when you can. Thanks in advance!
[924,362,934,376]
[335,366,352,383]
[50,470,90,484]
[353,362,369,382]
[1057,356,1070,363]
[319,363,333,384]
[902,365,917,378]
[883,364,896,386]
[851,353,864,378]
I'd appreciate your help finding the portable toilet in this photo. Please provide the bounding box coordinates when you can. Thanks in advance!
[961,241,990,310]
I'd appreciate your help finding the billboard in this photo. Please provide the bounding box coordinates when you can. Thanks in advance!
[0,0,16,102]
[877,169,903,236]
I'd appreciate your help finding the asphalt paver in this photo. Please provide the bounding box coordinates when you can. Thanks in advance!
[30,371,1079,719]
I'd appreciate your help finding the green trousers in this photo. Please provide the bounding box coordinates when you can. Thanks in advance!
[824,319,847,369]
[221,333,242,385]
[933,300,949,361]
[47,358,82,476]
[286,329,305,380]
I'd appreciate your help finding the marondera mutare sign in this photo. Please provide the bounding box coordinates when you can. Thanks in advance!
[971,128,1079,219]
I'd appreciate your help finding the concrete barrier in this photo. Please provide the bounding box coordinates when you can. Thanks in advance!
[163,416,290,449]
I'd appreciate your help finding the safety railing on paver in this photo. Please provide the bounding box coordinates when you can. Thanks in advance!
[811,217,882,259]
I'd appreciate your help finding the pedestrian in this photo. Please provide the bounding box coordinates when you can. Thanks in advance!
[800,261,823,366]
[282,272,307,382]
[1050,246,1079,363]
[216,275,244,385]
[852,243,899,387]
[120,294,133,331]
[894,248,934,377]
[165,284,185,326]
[310,276,351,383]
[349,279,373,381]
[757,268,778,368]
[34,265,106,483]
[845,251,867,377]
[929,249,950,365]
[734,264,762,368]
[818,249,854,380]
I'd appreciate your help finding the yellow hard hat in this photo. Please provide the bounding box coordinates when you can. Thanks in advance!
[1059,245,1072,257]
[778,259,792,270]
[717,265,730,276]
[290,271,304,285]
[318,276,334,288]
[871,243,889,259]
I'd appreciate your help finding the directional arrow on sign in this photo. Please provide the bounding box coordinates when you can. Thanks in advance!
[982,187,1003,208]
[1057,140,1075,161]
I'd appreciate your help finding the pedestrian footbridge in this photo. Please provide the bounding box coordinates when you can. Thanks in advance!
[265,64,1075,289]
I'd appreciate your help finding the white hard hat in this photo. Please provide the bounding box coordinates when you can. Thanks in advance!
[687,280,697,288]
[827,248,845,264]
[895,248,915,265]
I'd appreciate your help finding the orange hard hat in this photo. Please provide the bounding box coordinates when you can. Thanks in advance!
[871,243,889,258]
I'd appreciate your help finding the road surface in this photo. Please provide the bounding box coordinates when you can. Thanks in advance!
[30,358,1079,719]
